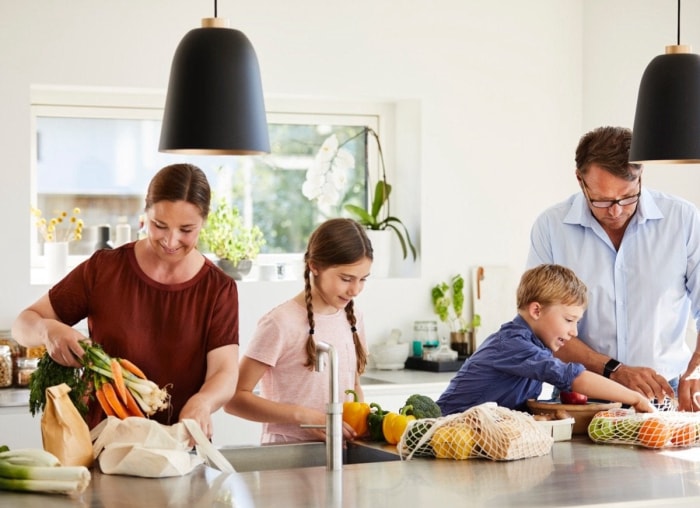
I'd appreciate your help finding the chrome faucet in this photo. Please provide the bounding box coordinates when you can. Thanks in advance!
[315,340,343,471]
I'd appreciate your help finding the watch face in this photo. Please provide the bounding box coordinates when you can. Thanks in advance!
[604,359,620,377]
[605,359,620,373]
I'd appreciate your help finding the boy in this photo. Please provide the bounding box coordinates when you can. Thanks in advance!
[437,264,654,415]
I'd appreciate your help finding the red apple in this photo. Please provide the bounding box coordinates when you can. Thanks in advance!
[560,391,588,405]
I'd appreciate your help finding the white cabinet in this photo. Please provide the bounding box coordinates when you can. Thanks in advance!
[0,405,43,449]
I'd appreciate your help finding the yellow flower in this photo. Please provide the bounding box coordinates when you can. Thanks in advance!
[31,206,83,243]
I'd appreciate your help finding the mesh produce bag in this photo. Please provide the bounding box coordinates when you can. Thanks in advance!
[399,402,553,461]
[588,401,700,449]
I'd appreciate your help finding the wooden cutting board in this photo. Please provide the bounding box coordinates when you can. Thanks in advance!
[471,265,516,350]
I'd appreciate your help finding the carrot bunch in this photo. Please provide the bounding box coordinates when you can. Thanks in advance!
[81,343,170,419]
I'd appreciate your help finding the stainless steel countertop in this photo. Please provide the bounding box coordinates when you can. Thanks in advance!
[3,437,700,507]
[361,367,456,386]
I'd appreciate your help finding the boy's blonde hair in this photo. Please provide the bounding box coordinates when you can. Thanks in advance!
[516,264,588,310]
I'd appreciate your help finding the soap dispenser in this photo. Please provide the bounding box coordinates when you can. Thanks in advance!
[94,225,113,251]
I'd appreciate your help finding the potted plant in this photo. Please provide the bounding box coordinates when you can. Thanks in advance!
[303,127,417,275]
[431,274,481,356]
[198,198,265,280]
[343,127,417,262]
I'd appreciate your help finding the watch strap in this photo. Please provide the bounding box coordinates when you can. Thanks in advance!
[603,358,622,378]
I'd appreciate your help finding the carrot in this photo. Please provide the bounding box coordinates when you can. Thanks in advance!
[110,358,128,405]
[118,358,147,380]
[123,386,145,418]
[95,386,116,417]
[102,381,129,419]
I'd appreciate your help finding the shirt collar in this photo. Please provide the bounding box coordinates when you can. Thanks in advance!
[563,187,663,227]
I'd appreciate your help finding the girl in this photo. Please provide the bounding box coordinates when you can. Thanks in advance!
[226,218,371,442]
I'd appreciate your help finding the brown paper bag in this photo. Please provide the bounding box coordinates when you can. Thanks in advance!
[41,383,94,467]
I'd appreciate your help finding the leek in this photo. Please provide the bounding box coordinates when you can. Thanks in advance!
[0,448,90,495]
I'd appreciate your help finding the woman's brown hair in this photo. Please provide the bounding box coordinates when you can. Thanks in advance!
[145,163,211,218]
[302,218,372,374]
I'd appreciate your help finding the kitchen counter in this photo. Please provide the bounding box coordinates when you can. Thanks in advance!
[0,368,455,449]
[3,437,700,507]
[361,367,456,386]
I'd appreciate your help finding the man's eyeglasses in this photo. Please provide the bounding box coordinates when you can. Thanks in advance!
[580,177,641,209]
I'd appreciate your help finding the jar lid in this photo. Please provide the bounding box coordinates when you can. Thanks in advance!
[17,357,39,368]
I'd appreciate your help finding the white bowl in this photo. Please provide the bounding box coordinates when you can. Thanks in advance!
[372,342,409,370]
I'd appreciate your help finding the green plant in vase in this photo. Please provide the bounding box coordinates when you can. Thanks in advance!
[303,126,417,262]
[343,128,416,261]
[199,197,265,280]
[431,274,481,356]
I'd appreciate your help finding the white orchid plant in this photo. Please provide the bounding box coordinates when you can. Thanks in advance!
[302,134,354,207]
[302,127,417,260]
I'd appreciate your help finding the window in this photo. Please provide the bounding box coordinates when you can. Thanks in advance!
[29,87,403,282]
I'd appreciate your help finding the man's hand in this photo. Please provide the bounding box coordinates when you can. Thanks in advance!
[678,353,700,411]
[611,364,674,403]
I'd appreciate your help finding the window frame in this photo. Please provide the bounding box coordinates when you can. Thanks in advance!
[29,86,401,283]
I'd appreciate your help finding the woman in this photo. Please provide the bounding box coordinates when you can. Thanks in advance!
[225,218,371,443]
[12,163,239,439]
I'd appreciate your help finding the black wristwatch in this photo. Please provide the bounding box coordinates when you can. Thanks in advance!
[603,359,622,378]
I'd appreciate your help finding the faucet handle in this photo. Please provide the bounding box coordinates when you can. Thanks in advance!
[299,423,325,429]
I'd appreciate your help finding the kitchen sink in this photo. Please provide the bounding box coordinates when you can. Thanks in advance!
[219,441,400,472]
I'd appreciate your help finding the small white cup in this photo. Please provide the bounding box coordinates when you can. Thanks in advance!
[259,265,277,281]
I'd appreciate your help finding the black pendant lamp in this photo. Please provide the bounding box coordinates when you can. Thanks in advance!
[630,0,700,163]
[159,1,270,155]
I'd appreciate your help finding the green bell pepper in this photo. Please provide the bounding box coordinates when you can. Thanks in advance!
[367,402,389,441]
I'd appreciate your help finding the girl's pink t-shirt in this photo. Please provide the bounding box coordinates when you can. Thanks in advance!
[244,298,366,442]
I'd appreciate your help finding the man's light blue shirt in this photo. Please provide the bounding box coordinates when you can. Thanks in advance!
[527,188,700,379]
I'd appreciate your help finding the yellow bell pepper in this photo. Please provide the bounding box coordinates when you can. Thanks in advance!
[343,389,370,437]
[382,405,416,445]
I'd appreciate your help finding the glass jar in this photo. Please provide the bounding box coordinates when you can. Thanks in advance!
[0,345,13,388]
[16,357,39,387]
[414,320,439,347]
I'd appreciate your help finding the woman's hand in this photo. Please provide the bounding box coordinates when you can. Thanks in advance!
[44,320,88,368]
[180,394,215,441]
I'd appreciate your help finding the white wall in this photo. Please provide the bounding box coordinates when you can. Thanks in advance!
[583,0,700,203]
[0,0,698,352]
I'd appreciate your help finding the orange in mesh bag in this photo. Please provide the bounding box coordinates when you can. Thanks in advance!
[587,406,700,449]
[399,402,553,461]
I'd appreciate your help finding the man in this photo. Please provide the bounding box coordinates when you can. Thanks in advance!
[527,126,700,411]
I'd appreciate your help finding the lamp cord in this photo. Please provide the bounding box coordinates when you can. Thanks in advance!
[677,0,681,45]
[214,0,218,18]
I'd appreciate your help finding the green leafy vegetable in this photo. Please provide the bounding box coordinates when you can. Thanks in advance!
[29,350,90,417]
